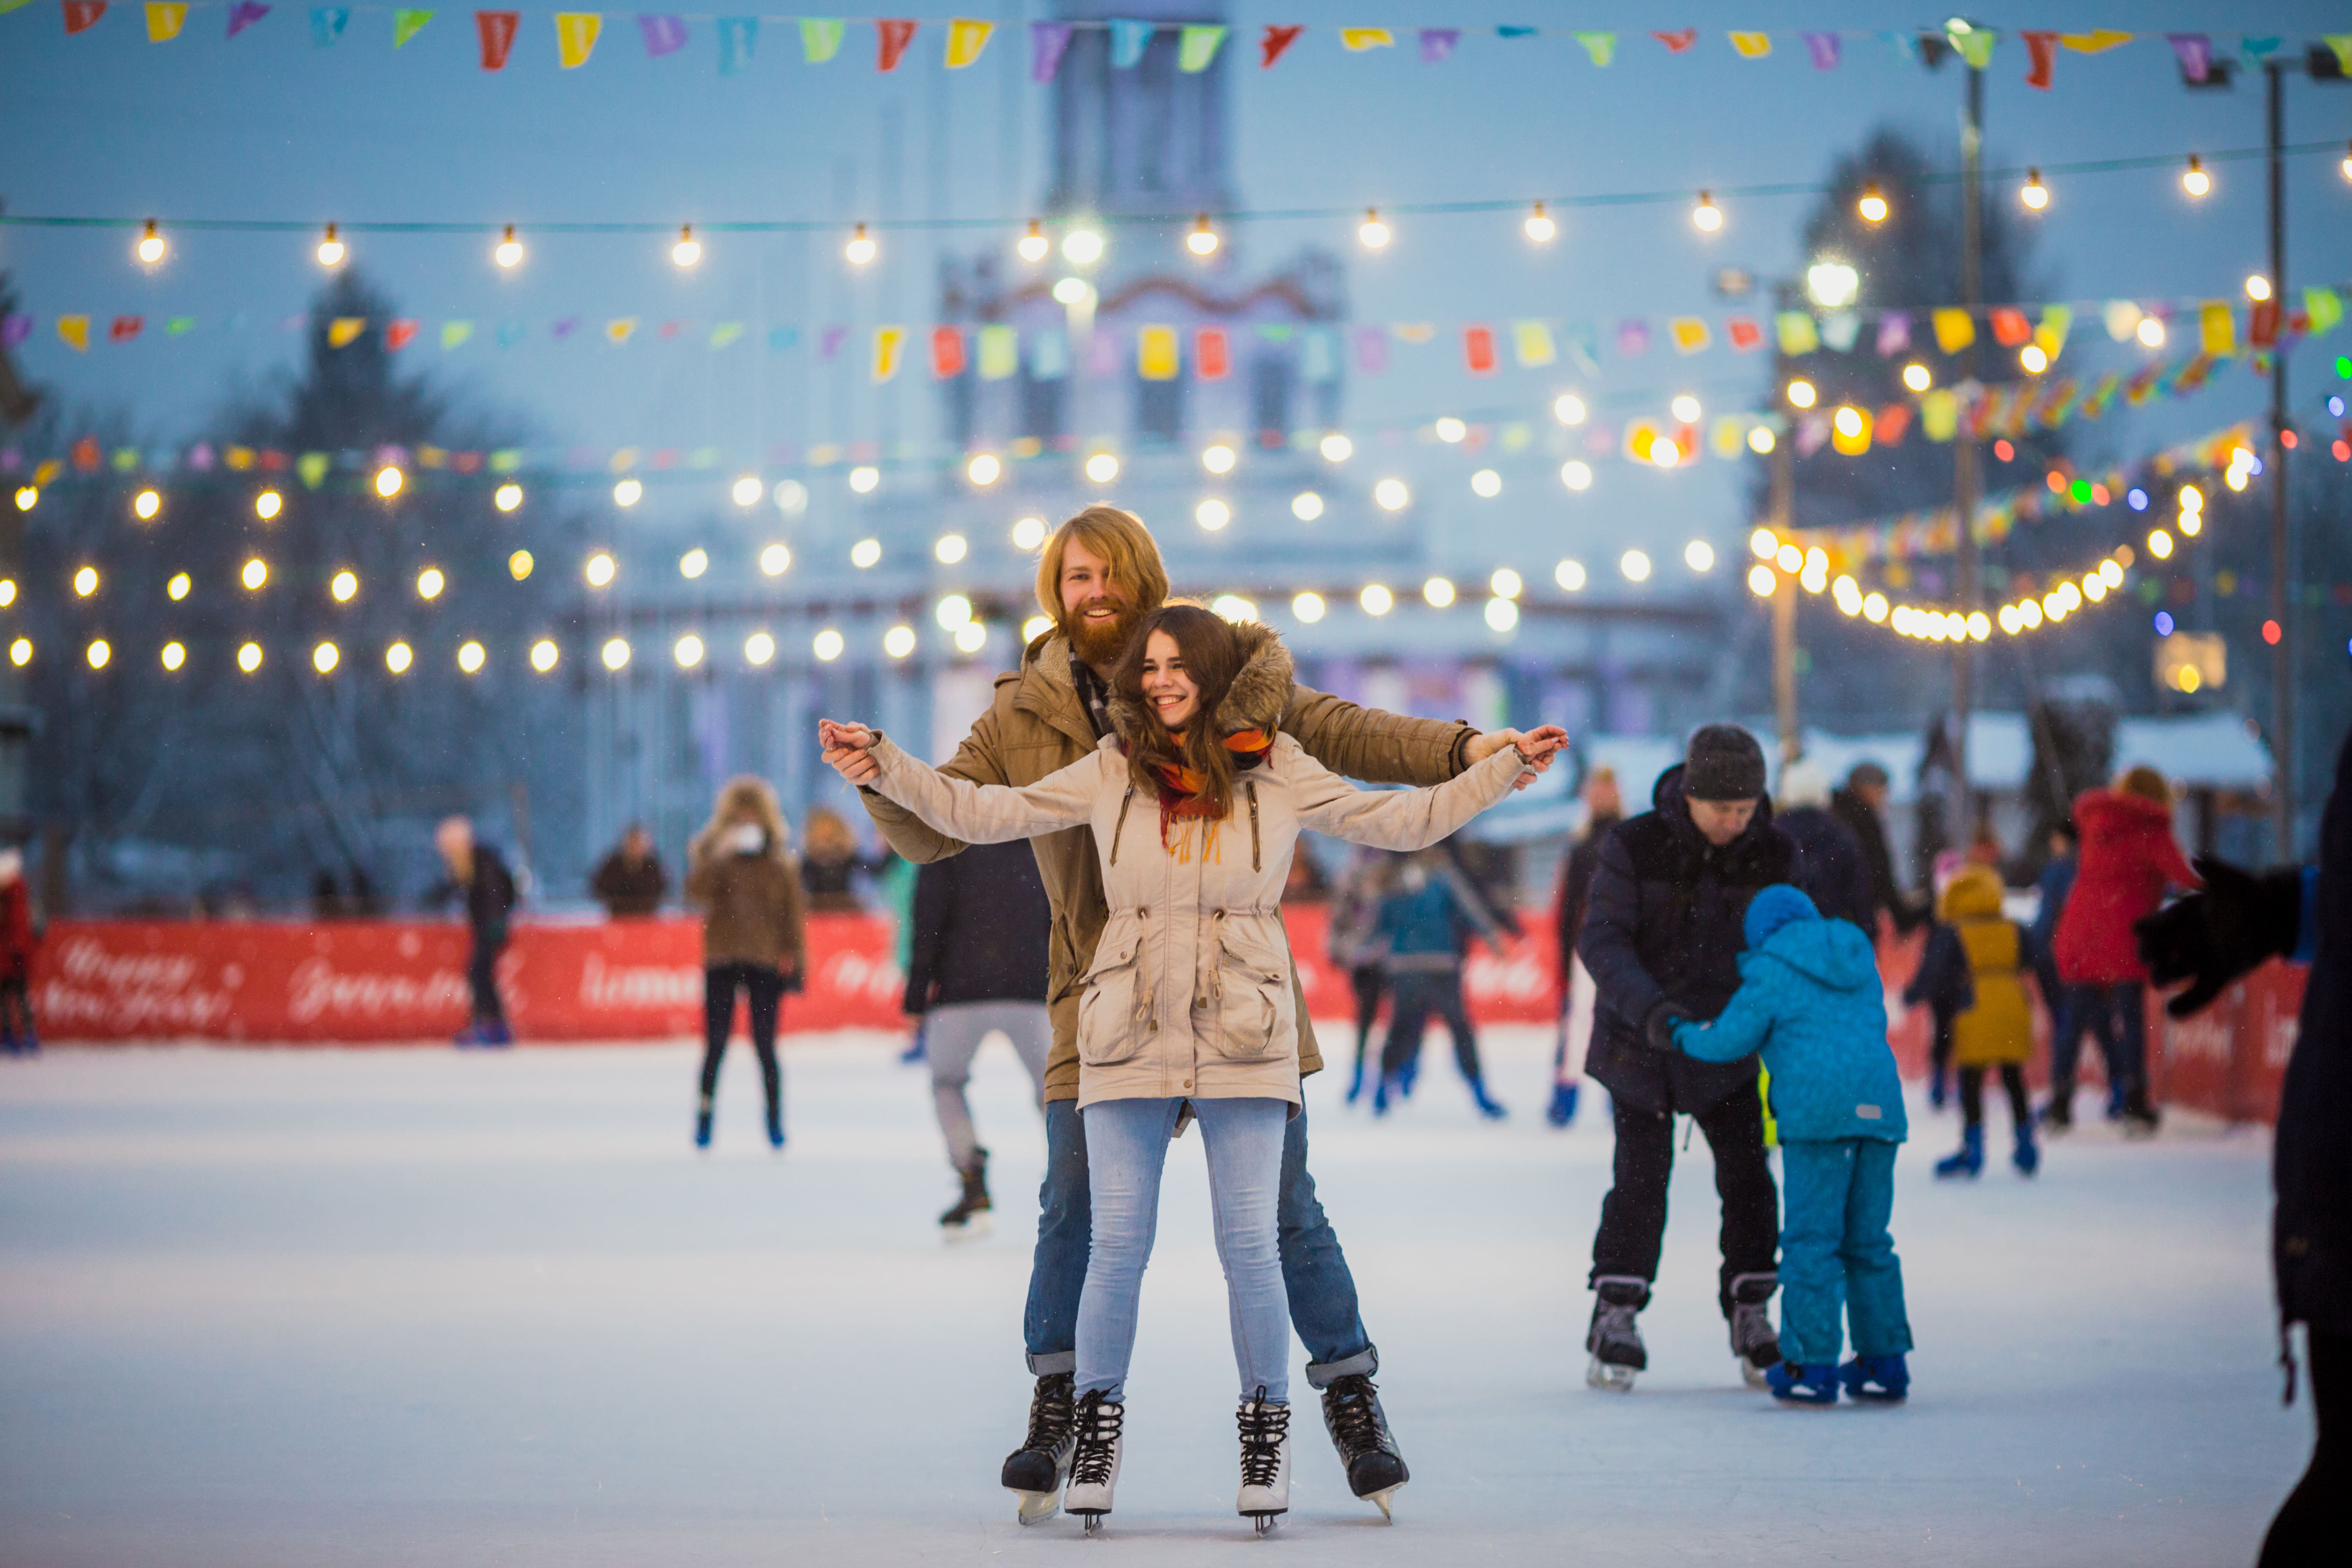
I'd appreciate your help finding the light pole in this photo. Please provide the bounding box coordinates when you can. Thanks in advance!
[1951,45,1985,826]
[2264,59,2294,860]
[1770,435,1797,763]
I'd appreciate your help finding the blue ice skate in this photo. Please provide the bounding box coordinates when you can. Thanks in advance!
[1838,1354,1909,1402]
[1765,1361,1839,1405]
[1934,1124,1984,1180]
[1467,1078,1506,1119]
[1546,1082,1579,1127]
[1345,1058,1367,1105]
[2012,1123,2039,1177]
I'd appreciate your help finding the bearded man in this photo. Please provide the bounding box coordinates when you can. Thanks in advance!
[823,504,1561,1523]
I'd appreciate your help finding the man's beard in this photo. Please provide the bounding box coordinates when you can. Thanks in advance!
[1065,597,1142,668]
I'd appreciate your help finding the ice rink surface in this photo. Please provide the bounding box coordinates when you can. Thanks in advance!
[0,1027,2308,1566]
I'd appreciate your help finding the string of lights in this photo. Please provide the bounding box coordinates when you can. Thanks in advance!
[12,138,2345,276]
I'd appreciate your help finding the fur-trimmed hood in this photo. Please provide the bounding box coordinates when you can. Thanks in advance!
[1107,619,1295,744]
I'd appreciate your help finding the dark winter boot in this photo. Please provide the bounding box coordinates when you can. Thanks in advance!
[1546,1081,1580,1127]
[1839,1354,1910,1402]
[1766,1361,1840,1405]
[2121,1087,2162,1139]
[694,1094,714,1150]
[1002,1372,1076,1526]
[1372,1072,1398,1117]
[2040,1088,2074,1133]
[2012,1120,2040,1176]
[941,1149,991,1233]
[765,1099,786,1150]
[1586,1276,1650,1391]
[1934,1124,1984,1179]
[1345,1054,1368,1105]
[1320,1373,1408,1518]
[1928,1062,1949,1109]
[1727,1272,1783,1388]
[1466,1077,1507,1120]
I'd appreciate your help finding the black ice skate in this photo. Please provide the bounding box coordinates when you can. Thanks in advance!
[1586,1276,1650,1392]
[1063,1388,1125,1535]
[1320,1373,1409,1519]
[940,1148,991,1239]
[1728,1271,1783,1389]
[1236,1386,1292,1535]
[1000,1371,1075,1526]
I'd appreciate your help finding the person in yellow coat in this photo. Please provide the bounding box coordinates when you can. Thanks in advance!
[1906,864,2040,1178]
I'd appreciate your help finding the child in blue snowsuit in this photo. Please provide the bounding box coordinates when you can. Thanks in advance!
[1672,884,1914,1403]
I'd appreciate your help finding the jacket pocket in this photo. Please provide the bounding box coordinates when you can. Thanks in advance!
[1212,929,1291,1063]
[1076,933,1149,1066]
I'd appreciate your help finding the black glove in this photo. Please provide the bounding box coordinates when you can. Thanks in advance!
[1644,1000,1696,1051]
[2133,855,2303,1020]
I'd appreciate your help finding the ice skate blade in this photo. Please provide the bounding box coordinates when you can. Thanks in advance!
[1078,1510,1106,1536]
[941,1213,993,1243]
[1014,1488,1061,1526]
[1364,1485,1399,1521]
[1586,1356,1637,1392]
[1740,1357,1774,1391]
[1245,1511,1284,1535]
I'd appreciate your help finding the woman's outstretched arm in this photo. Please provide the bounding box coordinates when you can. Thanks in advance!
[819,721,1104,845]
[1286,731,1561,850]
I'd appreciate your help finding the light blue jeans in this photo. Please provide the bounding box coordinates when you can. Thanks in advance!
[1075,1096,1291,1406]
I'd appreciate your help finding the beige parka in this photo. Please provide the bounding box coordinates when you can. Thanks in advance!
[860,624,1528,1111]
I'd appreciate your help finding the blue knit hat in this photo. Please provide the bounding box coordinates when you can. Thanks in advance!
[1744,883,1819,947]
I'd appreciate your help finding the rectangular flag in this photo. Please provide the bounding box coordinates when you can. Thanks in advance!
[2200,301,2236,356]
[1137,325,1179,381]
[1669,317,1711,354]
[873,326,905,381]
[145,2,185,39]
[800,16,842,61]
[1195,326,1231,380]
[1353,325,1388,374]
[1931,307,1975,353]
[943,17,989,67]
[1463,324,1497,375]
[555,12,598,66]
[930,326,967,378]
[976,324,1018,380]
[1512,320,1555,367]
[476,9,519,69]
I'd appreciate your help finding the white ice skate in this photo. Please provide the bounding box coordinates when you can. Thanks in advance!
[1236,1388,1292,1535]
[1063,1390,1124,1535]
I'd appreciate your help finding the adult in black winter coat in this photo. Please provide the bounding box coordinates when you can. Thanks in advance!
[1831,763,1921,936]
[1775,757,1875,934]
[2136,727,2348,1566]
[1577,726,1795,1388]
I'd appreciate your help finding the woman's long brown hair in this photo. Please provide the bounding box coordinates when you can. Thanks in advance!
[1112,604,1246,816]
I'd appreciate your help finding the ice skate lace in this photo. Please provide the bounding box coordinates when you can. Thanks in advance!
[1321,1376,1388,1459]
[1069,1393,1123,1485]
[1021,1376,1075,1454]
[1238,1389,1290,1487]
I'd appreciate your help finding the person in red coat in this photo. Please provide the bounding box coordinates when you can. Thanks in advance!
[0,848,37,1056]
[2048,766,2198,1134]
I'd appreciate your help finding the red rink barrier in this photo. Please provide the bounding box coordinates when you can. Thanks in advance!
[31,908,2301,1123]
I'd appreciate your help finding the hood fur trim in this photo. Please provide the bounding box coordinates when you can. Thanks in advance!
[1107,619,1294,744]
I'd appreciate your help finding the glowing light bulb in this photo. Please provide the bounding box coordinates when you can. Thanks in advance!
[386,641,414,674]
[850,538,882,568]
[600,638,630,671]
[136,219,165,265]
[1292,592,1325,623]
[1291,491,1324,521]
[1559,460,1592,492]
[1523,202,1555,243]
[458,641,486,674]
[673,633,704,669]
[1196,499,1231,531]
[1751,529,1780,560]
[731,474,762,507]
[1748,564,1777,597]
[585,552,616,587]
[316,224,345,267]
[1319,433,1353,462]
[416,567,444,599]
[7,639,27,667]
[1692,191,1722,232]
[1471,468,1502,497]
[935,594,973,631]
[1786,379,1816,409]
[494,225,523,267]
[1062,227,1103,265]
[1553,394,1587,425]
[2246,274,2273,302]
[679,548,708,579]
[1011,516,1047,551]
[966,453,1001,486]
[255,489,282,520]
[2342,141,2352,182]
[1484,598,1519,633]
[1748,426,1776,454]
[1864,593,1888,623]
[312,641,339,675]
[1621,550,1653,583]
[845,223,878,265]
[495,482,523,512]
[1052,276,1089,306]
[1902,363,1931,392]
[1684,540,1715,573]
[1017,219,1049,263]
[1423,577,1457,608]
[241,557,267,591]
[1833,407,1864,440]
[2138,315,2166,348]
[1360,584,1393,615]
[2020,344,2049,374]
[2020,170,2048,211]
[86,639,109,670]
[1085,452,1120,484]
[161,641,184,670]
[849,465,880,493]
[1374,478,1410,510]
[531,639,559,673]
[11,487,33,512]
[1648,435,1679,468]
[2182,156,2210,198]
[374,465,403,498]
[1857,184,1889,224]
[1670,394,1702,424]
[167,572,189,601]
[743,632,774,667]
[1435,417,1467,443]
[1188,214,1219,256]
[761,543,791,576]
[237,642,263,674]
[133,489,161,521]
[612,477,642,506]
[1491,568,1523,600]
[671,225,700,267]
[883,625,916,660]
[934,532,969,564]
[1358,209,1390,249]
[1202,443,1236,474]
[1555,559,1587,592]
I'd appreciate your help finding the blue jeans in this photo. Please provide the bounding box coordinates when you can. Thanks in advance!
[2056,982,2146,1102]
[1778,1138,1913,1367]
[1027,1098,1376,1388]
[1075,1097,1291,1405]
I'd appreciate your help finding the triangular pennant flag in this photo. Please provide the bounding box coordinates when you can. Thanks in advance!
[1775,311,1819,354]
[1107,18,1152,67]
[1989,307,2030,346]
[555,11,599,67]
[2034,305,2072,358]
[1932,307,1974,353]
[873,325,904,381]
[708,322,744,348]
[1029,20,1071,79]
[2237,36,2282,67]
[2167,33,2212,83]
[1651,28,1697,53]
[874,17,914,71]
[1727,31,1771,59]
[799,16,842,61]
[1946,24,1995,69]
[1340,28,1394,52]
[931,325,968,378]
[391,7,430,46]
[1495,25,1535,39]
[976,323,1017,380]
[327,317,367,347]
[144,2,185,40]
[62,0,106,33]
[1176,23,1223,71]
[637,15,686,58]
[441,321,473,349]
[298,452,330,488]
[606,318,637,343]
[386,318,419,350]
[1879,30,1917,64]
[307,6,345,45]
[475,9,517,69]
[1876,311,1911,355]
[1669,317,1711,354]
[1352,325,1388,374]
[1136,325,1178,381]
[2324,35,2352,75]
[225,1,266,38]
[2021,29,2057,88]
[2304,287,2343,336]
[1418,28,1457,63]
[1800,31,1838,69]
[2059,30,2131,53]
[1260,24,1301,67]
[1511,320,1555,367]
[165,315,195,334]
[1195,326,1231,379]
[716,15,754,73]
[109,314,143,342]
[943,17,989,68]
[1574,31,1613,66]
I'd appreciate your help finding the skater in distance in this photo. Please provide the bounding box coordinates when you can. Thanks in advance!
[825,505,1561,1530]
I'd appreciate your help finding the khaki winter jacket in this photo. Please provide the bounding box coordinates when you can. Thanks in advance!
[861,624,1525,1111]
[857,625,1478,1102]
[684,835,808,974]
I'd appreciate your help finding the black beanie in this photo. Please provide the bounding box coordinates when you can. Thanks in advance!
[1685,724,1766,802]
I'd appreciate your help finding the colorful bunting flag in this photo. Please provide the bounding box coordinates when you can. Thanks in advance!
[327,317,366,347]
[2306,287,2344,336]
[1946,24,1995,68]
[225,1,266,38]
[1137,325,1178,381]
[708,322,743,349]
[145,2,185,40]
[307,5,345,45]
[475,9,517,69]
[2021,29,2057,86]
[2167,33,2213,82]
[873,325,904,381]
[1989,307,2031,346]
[1196,326,1231,380]
[298,452,330,489]
[799,16,842,62]
[386,319,419,350]
[1616,319,1650,356]
[717,15,754,73]
[63,1,107,35]
[1727,31,1771,59]
[1932,308,1975,353]
[555,11,597,67]
[973,323,1016,380]
[1029,20,1071,79]
[1463,324,1497,375]
[2239,37,2283,67]
[1776,311,1818,354]
[1669,317,1710,354]
[2103,300,2143,341]
[1107,18,1152,67]
[943,16,989,68]
[1725,316,1762,352]
[638,14,685,58]
[1511,321,1555,367]
[1176,24,1224,71]
[2034,304,2071,358]
[2249,298,2281,348]
[874,17,914,71]
[2200,301,2235,356]
[165,315,194,334]
[1651,28,1697,53]
[2061,31,2132,53]
[442,321,473,349]
[1417,27,1457,63]
[391,7,429,46]
[1574,31,1613,66]
[2324,35,2352,75]
[109,314,142,342]
[1028,327,1067,381]
[1820,312,1861,352]
[1340,28,1393,52]
[931,325,966,379]
[1801,31,1838,68]
[605,318,636,343]
[1353,325,1388,374]
[1875,311,1911,355]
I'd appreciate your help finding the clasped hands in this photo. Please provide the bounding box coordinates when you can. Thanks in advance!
[818,719,881,785]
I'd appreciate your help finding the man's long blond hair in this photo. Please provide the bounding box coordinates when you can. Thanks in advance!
[1033,504,1171,628]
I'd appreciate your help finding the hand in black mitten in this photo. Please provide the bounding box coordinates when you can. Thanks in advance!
[2133,855,2303,1019]
[1644,1000,1695,1051]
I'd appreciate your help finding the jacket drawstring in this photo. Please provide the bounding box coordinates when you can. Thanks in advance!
[1247,781,1261,871]
[1109,786,1134,865]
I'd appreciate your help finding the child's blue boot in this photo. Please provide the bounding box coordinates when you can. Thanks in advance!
[1934,1124,1984,1180]
[1765,1362,1840,1405]
[1839,1354,1909,1402]
[2012,1122,2039,1177]
[1546,1082,1579,1127]
[1466,1077,1507,1120]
